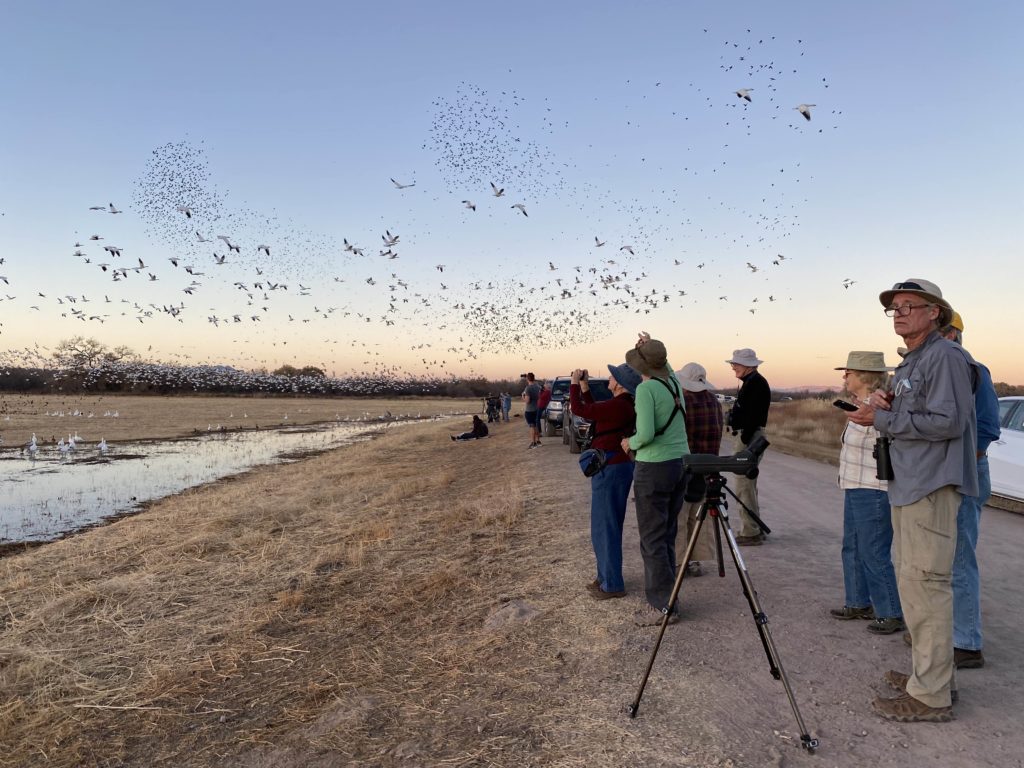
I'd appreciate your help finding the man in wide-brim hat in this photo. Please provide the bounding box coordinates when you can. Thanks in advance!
[725,348,771,545]
[849,278,979,723]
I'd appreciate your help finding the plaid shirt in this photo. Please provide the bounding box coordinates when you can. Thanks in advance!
[682,389,723,455]
[838,421,887,491]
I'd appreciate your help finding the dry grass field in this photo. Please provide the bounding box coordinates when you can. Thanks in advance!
[763,399,846,465]
[0,394,480,445]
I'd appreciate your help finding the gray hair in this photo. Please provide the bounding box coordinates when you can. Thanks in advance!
[940,325,963,345]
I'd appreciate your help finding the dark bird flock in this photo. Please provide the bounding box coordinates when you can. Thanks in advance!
[0,30,844,392]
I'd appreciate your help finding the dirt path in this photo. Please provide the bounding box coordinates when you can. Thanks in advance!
[558,445,1024,768]
[2,420,1021,767]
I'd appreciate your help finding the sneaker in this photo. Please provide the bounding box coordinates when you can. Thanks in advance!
[527,442,537,449]
[587,582,627,600]
[829,605,875,620]
[867,617,907,635]
[872,692,954,722]
[954,648,985,669]
[883,670,958,704]
[735,534,763,546]
[685,561,704,577]
[450,435,457,441]
[633,605,681,627]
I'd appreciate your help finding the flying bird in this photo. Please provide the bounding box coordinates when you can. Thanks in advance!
[511,203,528,217]
[461,200,476,211]
[795,104,816,121]
[176,205,193,218]
[490,182,505,197]
[735,88,753,102]
[620,245,635,256]
[390,178,415,189]
[594,236,606,247]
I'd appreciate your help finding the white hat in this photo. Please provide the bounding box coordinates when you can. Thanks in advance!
[725,348,763,367]
[677,362,716,392]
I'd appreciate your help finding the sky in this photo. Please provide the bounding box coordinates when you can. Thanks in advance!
[1,1,1022,388]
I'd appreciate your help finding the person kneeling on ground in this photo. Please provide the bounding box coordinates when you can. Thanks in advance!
[452,415,489,441]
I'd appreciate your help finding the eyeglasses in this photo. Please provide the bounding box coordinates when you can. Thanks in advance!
[884,303,933,318]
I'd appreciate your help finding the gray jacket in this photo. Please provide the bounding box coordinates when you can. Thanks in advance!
[874,331,978,506]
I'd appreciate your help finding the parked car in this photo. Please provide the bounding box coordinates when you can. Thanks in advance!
[989,396,1024,502]
[542,376,572,437]
[563,377,613,454]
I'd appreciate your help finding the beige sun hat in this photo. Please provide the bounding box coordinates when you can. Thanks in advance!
[677,362,716,392]
[878,279,953,326]
[625,339,670,378]
[725,348,763,367]
[834,351,893,372]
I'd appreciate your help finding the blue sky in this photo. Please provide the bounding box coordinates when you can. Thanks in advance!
[1,1,1022,386]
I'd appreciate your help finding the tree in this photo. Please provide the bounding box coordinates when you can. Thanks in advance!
[273,364,325,378]
[52,337,109,370]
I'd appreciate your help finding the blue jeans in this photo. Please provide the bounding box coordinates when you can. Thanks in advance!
[842,488,902,619]
[591,460,634,592]
[953,456,990,651]
[633,459,687,610]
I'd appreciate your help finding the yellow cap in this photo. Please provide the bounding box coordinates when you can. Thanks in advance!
[950,311,964,332]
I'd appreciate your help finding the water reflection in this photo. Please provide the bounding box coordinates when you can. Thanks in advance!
[0,420,410,544]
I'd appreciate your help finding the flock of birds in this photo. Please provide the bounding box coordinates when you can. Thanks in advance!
[0,27,853,383]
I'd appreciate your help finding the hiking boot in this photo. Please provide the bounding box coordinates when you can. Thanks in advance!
[735,534,763,546]
[685,561,704,577]
[634,605,681,627]
[867,617,907,635]
[872,692,954,723]
[829,605,875,620]
[954,648,985,669]
[883,670,958,704]
[587,582,626,600]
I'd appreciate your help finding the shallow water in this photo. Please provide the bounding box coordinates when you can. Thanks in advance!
[0,420,412,543]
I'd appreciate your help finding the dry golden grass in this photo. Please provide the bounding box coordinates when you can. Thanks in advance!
[767,399,846,465]
[0,394,480,445]
[0,417,598,767]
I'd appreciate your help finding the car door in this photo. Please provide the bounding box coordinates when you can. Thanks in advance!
[989,399,1024,501]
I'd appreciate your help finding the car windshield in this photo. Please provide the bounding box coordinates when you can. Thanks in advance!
[586,379,613,401]
[551,379,571,398]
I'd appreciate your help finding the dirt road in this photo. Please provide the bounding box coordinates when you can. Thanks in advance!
[576,445,1024,768]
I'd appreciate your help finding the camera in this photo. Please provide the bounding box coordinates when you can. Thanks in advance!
[519,373,528,379]
[683,434,770,478]
[872,437,894,481]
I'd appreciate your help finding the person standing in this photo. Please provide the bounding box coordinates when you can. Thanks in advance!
[537,381,552,429]
[850,279,978,723]
[725,349,771,545]
[674,363,724,577]
[829,352,904,635]
[939,311,1000,670]
[570,363,641,599]
[620,334,690,626]
[501,392,512,422]
[521,373,542,448]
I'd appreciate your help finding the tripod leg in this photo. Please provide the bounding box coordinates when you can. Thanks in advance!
[715,512,819,752]
[723,482,771,536]
[627,502,709,718]
[711,505,725,577]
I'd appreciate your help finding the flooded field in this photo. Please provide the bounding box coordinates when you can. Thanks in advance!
[0,419,421,544]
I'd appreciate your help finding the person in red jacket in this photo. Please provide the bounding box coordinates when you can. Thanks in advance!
[570,363,641,599]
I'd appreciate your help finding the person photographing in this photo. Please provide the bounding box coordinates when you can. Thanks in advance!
[570,363,641,600]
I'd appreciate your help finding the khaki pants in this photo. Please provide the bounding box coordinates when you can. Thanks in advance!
[732,431,764,538]
[675,500,717,564]
[893,486,959,708]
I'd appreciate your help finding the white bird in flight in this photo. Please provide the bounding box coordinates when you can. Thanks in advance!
[390,178,415,189]
[795,104,816,121]
[511,203,528,217]
[461,200,476,211]
[594,236,606,247]
[490,182,505,197]
[108,202,122,214]
[735,88,753,102]
[620,245,635,256]
[176,205,193,218]
[196,231,210,243]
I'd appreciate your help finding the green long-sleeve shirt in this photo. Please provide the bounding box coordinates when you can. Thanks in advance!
[628,367,690,462]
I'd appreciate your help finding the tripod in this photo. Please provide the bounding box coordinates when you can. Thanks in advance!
[626,472,819,753]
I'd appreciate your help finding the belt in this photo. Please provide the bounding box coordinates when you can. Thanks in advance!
[977,451,987,459]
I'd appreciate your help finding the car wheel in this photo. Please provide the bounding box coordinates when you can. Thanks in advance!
[569,426,582,454]
[562,420,570,444]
